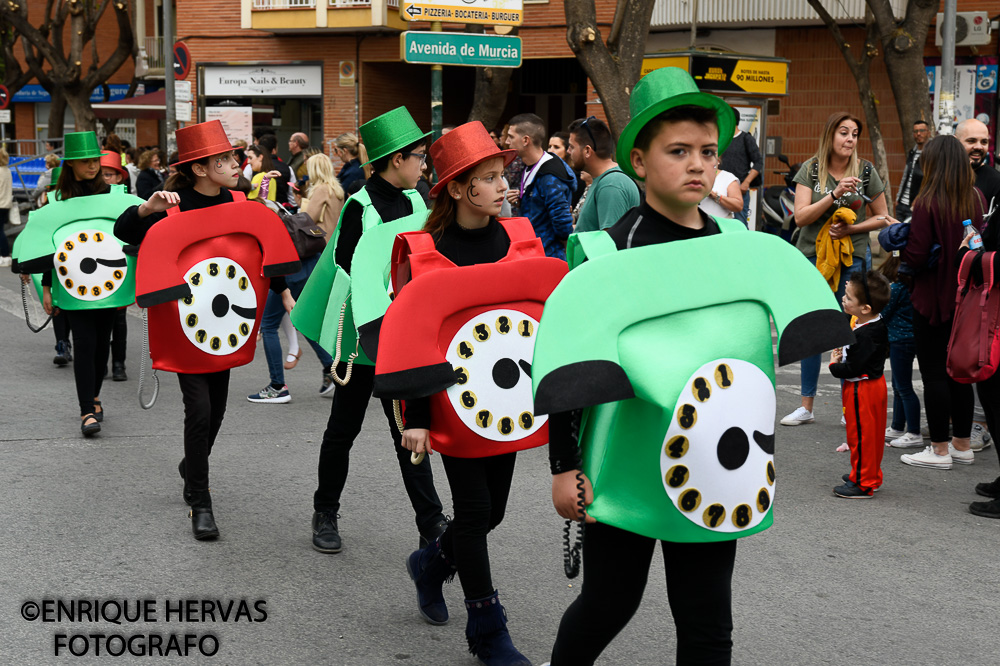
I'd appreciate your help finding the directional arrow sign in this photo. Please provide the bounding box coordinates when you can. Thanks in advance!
[401,32,521,68]
[401,1,522,26]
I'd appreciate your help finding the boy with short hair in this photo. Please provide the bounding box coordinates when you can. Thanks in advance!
[830,269,891,498]
[537,68,852,664]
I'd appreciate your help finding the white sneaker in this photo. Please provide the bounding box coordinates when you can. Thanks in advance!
[948,443,974,465]
[901,446,952,470]
[889,432,924,448]
[0,256,11,267]
[780,406,814,426]
[971,423,993,452]
[841,414,846,426]
[885,426,906,441]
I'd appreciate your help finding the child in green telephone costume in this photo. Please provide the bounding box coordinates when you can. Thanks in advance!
[291,107,448,554]
[531,69,854,664]
[14,131,144,437]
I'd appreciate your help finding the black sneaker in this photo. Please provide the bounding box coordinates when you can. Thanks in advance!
[112,362,127,381]
[969,498,1000,519]
[418,517,450,549]
[53,340,71,366]
[975,477,1000,499]
[841,474,880,492]
[312,511,342,553]
[834,482,873,499]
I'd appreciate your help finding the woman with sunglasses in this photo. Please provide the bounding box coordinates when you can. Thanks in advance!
[780,111,895,428]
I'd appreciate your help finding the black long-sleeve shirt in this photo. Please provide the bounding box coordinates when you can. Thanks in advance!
[403,218,512,430]
[335,174,415,275]
[719,131,763,183]
[114,187,286,293]
[828,317,888,381]
[548,202,721,474]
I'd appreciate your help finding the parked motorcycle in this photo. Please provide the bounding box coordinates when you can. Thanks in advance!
[761,154,799,242]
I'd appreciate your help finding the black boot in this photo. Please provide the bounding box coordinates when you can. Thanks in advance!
[189,491,219,541]
[53,340,71,366]
[311,511,342,553]
[112,362,127,381]
[178,459,193,506]
[405,537,456,625]
[465,590,531,665]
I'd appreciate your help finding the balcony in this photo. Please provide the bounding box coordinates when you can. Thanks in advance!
[652,0,906,29]
[243,0,406,33]
[138,36,166,78]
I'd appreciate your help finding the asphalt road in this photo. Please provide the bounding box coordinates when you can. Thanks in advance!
[1,269,999,665]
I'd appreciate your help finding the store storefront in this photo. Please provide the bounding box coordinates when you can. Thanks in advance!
[197,62,324,148]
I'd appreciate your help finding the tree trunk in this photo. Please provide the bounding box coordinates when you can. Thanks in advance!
[564,0,657,141]
[868,0,937,154]
[467,66,515,130]
[65,89,97,133]
[47,89,68,141]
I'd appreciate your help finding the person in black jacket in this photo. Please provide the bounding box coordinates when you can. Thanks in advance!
[829,270,891,498]
[719,105,763,226]
[135,149,165,199]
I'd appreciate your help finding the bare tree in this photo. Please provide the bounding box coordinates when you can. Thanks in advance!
[0,0,136,138]
[1,19,33,97]
[564,0,657,140]
[466,26,516,130]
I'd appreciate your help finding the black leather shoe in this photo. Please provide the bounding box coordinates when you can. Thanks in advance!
[970,498,1000,519]
[190,507,220,540]
[418,517,450,549]
[93,400,104,423]
[178,459,193,506]
[312,511,342,553]
[112,362,127,381]
[975,477,1000,499]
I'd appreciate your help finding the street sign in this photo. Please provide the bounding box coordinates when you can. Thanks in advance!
[0,85,9,110]
[173,42,191,80]
[0,109,10,123]
[175,79,193,103]
[401,32,521,68]
[401,0,522,26]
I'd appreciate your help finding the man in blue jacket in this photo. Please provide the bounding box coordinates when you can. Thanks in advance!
[505,113,577,260]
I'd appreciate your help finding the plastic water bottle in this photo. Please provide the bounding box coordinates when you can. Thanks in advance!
[963,219,983,250]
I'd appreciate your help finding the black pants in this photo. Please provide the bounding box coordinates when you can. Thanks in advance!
[913,311,973,442]
[550,523,736,666]
[111,308,127,364]
[53,309,71,345]
[976,373,1000,474]
[65,308,116,415]
[177,370,230,494]
[314,362,444,534]
[438,452,517,600]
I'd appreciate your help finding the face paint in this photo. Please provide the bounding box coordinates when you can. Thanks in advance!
[466,178,485,208]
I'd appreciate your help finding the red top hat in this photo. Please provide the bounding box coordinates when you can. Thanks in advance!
[99,152,128,180]
[429,122,517,198]
[172,120,238,166]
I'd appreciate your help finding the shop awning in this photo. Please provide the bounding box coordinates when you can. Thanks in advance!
[93,89,165,119]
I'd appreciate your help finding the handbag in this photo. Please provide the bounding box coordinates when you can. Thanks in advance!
[947,250,1000,383]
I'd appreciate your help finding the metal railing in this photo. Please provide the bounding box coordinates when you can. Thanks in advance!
[142,36,165,70]
[652,0,905,26]
[327,0,399,7]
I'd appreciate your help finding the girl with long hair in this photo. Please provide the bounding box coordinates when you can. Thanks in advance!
[899,135,985,470]
[781,111,896,427]
[303,152,345,238]
[246,144,277,201]
[333,132,367,193]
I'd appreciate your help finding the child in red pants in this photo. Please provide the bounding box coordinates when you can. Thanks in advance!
[830,269,891,498]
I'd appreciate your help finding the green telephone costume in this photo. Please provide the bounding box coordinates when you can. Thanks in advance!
[531,224,854,543]
[14,185,144,310]
[291,187,428,365]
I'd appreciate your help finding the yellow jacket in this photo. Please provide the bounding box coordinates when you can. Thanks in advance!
[815,207,856,292]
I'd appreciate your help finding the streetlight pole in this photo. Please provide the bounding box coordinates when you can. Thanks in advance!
[163,0,177,152]
[937,0,956,135]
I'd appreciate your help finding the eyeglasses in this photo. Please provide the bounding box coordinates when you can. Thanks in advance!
[579,116,598,149]
[402,152,427,165]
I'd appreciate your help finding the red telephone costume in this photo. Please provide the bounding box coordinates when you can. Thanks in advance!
[135,191,301,374]
[373,217,568,458]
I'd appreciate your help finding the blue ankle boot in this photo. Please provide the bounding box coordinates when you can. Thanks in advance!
[465,590,531,665]
[405,537,455,625]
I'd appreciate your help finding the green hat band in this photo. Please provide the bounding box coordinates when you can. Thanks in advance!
[359,107,431,166]
[616,68,735,181]
[63,131,103,161]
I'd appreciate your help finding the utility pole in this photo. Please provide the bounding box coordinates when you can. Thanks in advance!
[163,0,177,152]
[937,0,956,135]
[689,0,699,49]
[430,21,443,140]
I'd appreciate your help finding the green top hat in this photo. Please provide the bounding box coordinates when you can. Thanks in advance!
[62,132,103,161]
[616,68,735,181]
[359,107,431,167]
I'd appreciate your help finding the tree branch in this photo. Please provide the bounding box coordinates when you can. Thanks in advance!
[806,0,861,76]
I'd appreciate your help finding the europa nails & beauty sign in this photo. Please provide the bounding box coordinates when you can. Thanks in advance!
[401,32,521,68]
[202,65,322,98]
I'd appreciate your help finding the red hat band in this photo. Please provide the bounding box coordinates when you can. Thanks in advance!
[173,120,237,165]
[429,122,516,199]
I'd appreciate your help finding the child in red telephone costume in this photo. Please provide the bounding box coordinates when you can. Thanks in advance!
[374,122,567,666]
[114,121,297,541]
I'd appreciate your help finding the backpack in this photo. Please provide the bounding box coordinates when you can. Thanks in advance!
[947,251,1000,383]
